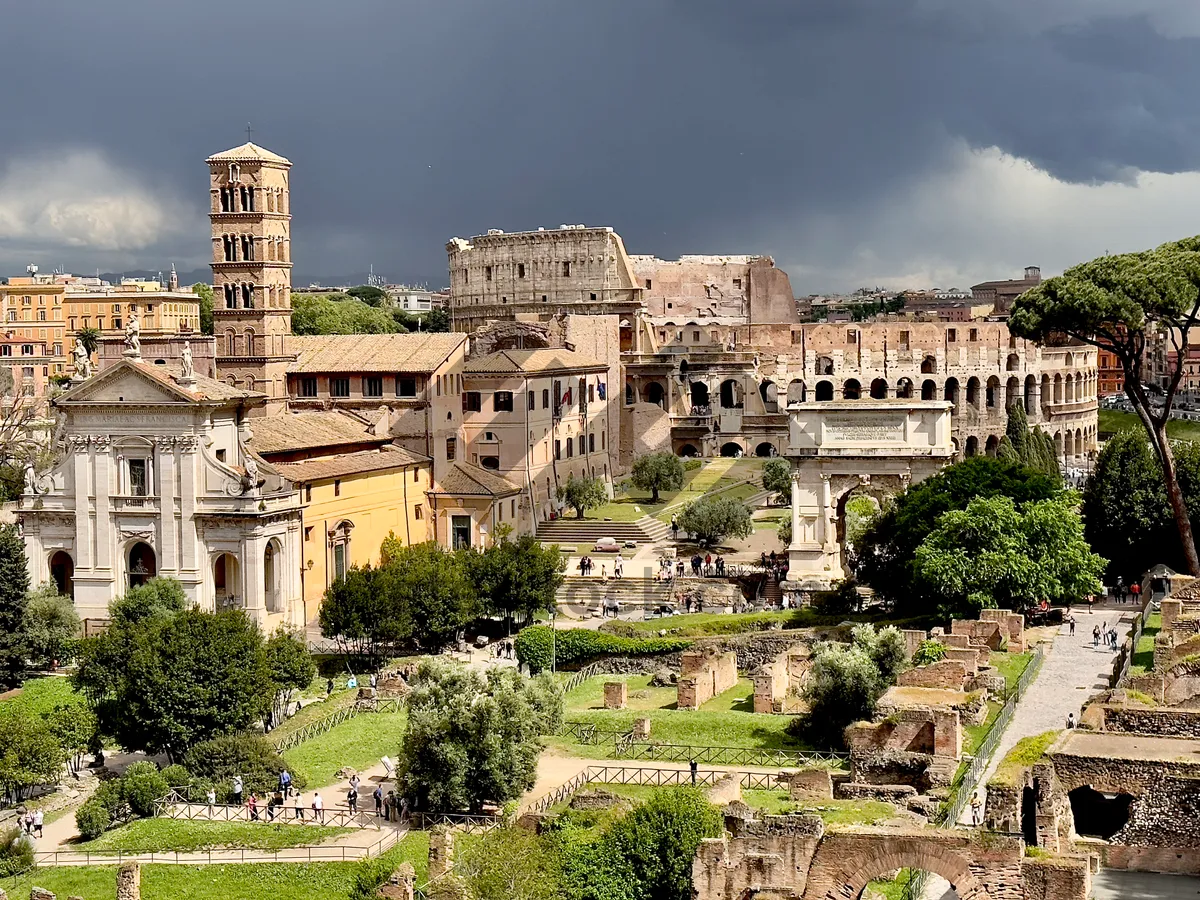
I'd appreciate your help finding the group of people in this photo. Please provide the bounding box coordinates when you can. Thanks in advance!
[1092,622,1121,650]
[759,551,789,583]
[245,788,326,823]
[492,640,514,660]
[16,808,44,838]
[1110,579,1142,605]
[578,555,622,579]
[237,767,412,825]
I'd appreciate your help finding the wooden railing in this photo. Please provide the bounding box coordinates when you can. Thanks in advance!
[272,697,405,754]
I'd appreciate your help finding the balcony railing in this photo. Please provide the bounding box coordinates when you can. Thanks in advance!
[113,494,158,512]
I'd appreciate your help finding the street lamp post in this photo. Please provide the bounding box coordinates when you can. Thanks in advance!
[551,604,557,674]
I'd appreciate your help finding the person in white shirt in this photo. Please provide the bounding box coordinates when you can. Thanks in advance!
[312,791,325,824]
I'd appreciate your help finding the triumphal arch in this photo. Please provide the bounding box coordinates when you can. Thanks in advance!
[784,400,954,593]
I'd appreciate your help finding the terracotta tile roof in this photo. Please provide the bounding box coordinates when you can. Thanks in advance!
[60,359,261,404]
[206,142,291,165]
[249,411,385,455]
[429,462,522,497]
[289,333,466,374]
[274,446,429,482]
[1170,577,1200,601]
[463,348,607,375]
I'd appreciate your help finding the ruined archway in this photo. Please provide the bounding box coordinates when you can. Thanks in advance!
[690,381,710,410]
[756,441,777,458]
[921,379,936,401]
[721,441,744,458]
[808,834,987,900]
[1163,658,1200,706]
[644,381,665,406]
[843,379,861,400]
[1068,786,1133,839]
[869,378,888,400]
[815,380,834,402]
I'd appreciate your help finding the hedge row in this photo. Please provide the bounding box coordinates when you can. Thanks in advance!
[514,625,691,674]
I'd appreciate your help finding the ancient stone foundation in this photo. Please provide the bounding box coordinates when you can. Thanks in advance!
[428,827,454,881]
[603,681,627,709]
[752,644,810,714]
[677,648,738,709]
[788,768,834,800]
[897,659,968,691]
[116,863,141,900]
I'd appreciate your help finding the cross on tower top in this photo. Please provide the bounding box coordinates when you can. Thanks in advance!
[245,122,253,142]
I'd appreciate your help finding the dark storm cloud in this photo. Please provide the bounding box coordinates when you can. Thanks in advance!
[1,0,1198,290]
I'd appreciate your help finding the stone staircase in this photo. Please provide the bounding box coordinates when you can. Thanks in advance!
[537,515,669,547]
[762,578,783,606]
[556,575,674,610]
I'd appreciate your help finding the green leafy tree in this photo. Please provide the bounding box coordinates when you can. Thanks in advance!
[319,564,406,661]
[677,496,753,547]
[1081,430,1200,585]
[291,293,399,335]
[562,787,721,900]
[1009,239,1200,573]
[24,582,80,667]
[761,458,791,505]
[799,643,883,746]
[264,628,316,730]
[424,307,451,332]
[377,541,478,651]
[45,701,97,775]
[778,516,792,548]
[399,661,558,812]
[851,623,909,683]
[0,525,30,686]
[854,457,1060,611]
[0,708,66,801]
[76,326,101,356]
[844,494,879,547]
[630,452,685,504]
[191,283,214,335]
[914,495,1106,617]
[458,827,560,900]
[345,284,388,306]
[557,474,607,519]
[74,589,274,758]
[183,733,305,801]
[465,528,564,629]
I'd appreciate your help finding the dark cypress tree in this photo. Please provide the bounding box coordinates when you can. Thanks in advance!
[0,524,30,686]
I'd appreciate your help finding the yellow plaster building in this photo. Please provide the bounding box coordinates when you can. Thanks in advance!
[249,410,432,621]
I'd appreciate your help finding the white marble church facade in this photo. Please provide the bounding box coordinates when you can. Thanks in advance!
[19,358,305,629]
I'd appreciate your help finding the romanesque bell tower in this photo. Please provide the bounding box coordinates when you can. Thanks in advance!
[207,141,294,405]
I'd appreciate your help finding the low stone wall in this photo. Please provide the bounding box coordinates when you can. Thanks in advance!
[1049,747,1200,796]
[603,682,627,709]
[1100,842,1200,876]
[1020,857,1091,900]
[849,749,941,792]
[1096,703,1200,739]
[844,708,961,759]
[678,649,738,709]
[896,659,968,690]
[788,769,833,800]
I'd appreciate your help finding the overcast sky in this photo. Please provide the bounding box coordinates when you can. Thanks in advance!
[3,0,1200,293]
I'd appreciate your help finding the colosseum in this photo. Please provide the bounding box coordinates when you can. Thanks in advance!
[446,225,1098,473]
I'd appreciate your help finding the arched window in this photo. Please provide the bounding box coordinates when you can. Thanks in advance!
[843,379,861,400]
[920,355,937,374]
[815,380,833,402]
[896,378,913,399]
[921,379,936,401]
[870,378,888,400]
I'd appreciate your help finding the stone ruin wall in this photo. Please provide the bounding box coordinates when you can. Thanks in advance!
[752,644,810,714]
[677,649,738,710]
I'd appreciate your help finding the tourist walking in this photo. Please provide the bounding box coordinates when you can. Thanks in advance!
[970,792,982,826]
[374,785,384,818]
[248,793,259,822]
[206,787,216,812]
[400,796,409,822]
[347,785,358,814]
[279,768,293,799]
[1092,625,1100,647]
[293,792,305,820]
[1066,712,1076,729]
[231,774,243,807]
[312,792,324,824]
[33,808,42,838]
[671,515,679,542]
[1067,615,1075,636]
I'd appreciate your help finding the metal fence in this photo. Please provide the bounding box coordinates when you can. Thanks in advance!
[614,742,847,769]
[409,811,502,834]
[32,827,404,868]
[1112,611,1145,688]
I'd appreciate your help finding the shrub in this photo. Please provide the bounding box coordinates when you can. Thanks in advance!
[0,825,32,877]
[514,626,691,674]
[75,797,111,840]
[120,761,169,817]
[797,644,883,747]
[913,639,948,666]
[160,764,192,791]
[183,732,306,801]
[683,459,703,471]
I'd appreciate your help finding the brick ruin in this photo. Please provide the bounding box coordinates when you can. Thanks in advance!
[692,810,1090,900]
[751,643,811,714]
[603,681,627,709]
[677,648,738,710]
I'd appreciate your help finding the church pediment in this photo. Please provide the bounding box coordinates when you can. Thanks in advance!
[60,361,199,406]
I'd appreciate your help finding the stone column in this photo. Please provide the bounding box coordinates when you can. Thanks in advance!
[790,470,802,550]
[819,474,832,547]
[116,862,141,900]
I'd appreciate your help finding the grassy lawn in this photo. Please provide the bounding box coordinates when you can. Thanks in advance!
[75,820,352,854]
[556,674,806,751]
[991,731,1060,788]
[282,708,407,788]
[569,784,886,822]
[866,869,919,900]
[1130,612,1162,676]
[0,675,83,716]
[0,832,430,900]
[963,701,1003,757]
[988,650,1034,697]
[608,609,814,637]
[270,692,357,741]
[1099,408,1200,441]
[585,457,765,524]
[0,835,432,900]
